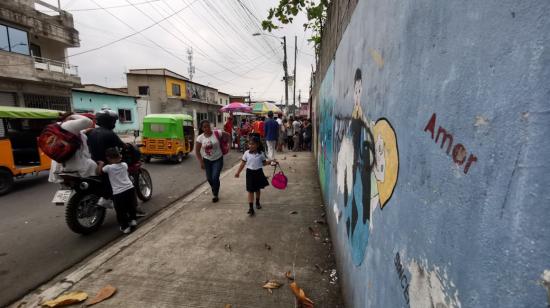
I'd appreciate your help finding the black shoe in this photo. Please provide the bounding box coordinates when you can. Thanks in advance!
[256,203,262,209]
[135,209,147,217]
[212,196,219,203]
[247,208,255,216]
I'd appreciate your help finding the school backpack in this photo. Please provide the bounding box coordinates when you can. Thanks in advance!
[38,123,82,163]
[214,130,230,155]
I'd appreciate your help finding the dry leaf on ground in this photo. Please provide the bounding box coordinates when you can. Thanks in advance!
[87,285,116,306]
[41,291,88,307]
[265,243,272,250]
[314,220,325,225]
[290,282,314,308]
[285,271,295,281]
[263,280,283,294]
[289,211,298,215]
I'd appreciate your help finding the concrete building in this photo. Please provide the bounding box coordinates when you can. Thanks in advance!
[217,91,230,126]
[0,0,80,111]
[126,68,227,129]
[72,84,138,134]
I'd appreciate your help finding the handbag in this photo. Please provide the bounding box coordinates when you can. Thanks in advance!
[214,130,229,155]
[271,163,288,190]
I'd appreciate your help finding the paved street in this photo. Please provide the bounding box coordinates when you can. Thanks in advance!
[0,151,241,307]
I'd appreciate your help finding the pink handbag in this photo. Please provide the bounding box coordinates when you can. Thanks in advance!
[271,163,288,190]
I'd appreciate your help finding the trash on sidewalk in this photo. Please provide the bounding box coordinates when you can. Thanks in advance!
[224,243,232,252]
[289,281,314,308]
[314,219,325,225]
[308,227,320,239]
[285,271,295,281]
[265,243,272,250]
[87,285,117,306]
[315,264,326,274]
[329,269,338,285]
[41,291,88,307]
[262,280,283,294]
[289,210,298,215]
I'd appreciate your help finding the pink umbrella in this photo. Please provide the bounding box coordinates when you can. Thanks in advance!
[220,102,252,113]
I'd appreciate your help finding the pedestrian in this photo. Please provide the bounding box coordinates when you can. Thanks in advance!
[280,118,288,151]
[293,132,300,151]
[234,135,273,216]
[286,117,294,150]
[239,118,251,152]
[224,115,233,146]
[292,117,302,151]
[195,119,228,203]
[98,148,137,234]
[264,111,279,161]
[303,119,312,151]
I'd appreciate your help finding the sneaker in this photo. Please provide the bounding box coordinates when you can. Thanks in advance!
[212,196,219,203]
[130,220,137,227]
[135,209,147,217]
[247,208,255,216]
[256,203,262,209]
[120,227,131,234]
[98,198,114,209]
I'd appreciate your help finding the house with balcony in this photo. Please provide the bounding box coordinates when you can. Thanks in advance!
[126,68,228,129]
[0,0,80,111]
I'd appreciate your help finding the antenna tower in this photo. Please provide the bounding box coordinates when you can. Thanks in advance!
[187,48,196,80]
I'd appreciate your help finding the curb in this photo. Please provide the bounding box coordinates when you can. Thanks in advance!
[12,162,241,308]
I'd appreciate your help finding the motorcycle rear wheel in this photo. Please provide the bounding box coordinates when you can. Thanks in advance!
[65,193,106,235]
[135,168,153,202]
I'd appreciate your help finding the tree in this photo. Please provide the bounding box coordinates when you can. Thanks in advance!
[262,0,329,55]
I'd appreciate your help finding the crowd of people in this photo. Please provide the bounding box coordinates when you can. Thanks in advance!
[224,111,313,157]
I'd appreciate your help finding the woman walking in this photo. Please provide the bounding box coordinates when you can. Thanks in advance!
[195,119,228,202]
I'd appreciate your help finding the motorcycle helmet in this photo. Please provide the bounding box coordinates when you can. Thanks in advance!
[95,109,118,130]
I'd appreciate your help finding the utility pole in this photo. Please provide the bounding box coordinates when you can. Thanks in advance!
[283,36,289,114]
[293,35,297,114]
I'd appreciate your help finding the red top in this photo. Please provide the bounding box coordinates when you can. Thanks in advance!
[252,121,265,138]
[224,119,233,134]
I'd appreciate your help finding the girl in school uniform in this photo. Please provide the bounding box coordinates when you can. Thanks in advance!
[234,135,274,216]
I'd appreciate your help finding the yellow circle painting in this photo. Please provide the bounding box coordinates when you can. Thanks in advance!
[373,118,399,208]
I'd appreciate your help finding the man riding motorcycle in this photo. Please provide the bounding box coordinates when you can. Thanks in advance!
[87,109,146,216]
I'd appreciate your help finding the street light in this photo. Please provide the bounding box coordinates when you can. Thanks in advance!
[253,32,289,114]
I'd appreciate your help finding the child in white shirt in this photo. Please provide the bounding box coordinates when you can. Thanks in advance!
[235,135,274,216]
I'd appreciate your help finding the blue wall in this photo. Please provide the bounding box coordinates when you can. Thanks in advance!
[72,91,138,134]
[314,0,550,307]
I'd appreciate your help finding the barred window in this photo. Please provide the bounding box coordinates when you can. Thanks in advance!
[23,94,71,111]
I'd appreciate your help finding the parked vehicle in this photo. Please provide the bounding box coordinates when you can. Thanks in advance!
[52,144,153,234]
[140,114,195,163]
[0,106,61,195]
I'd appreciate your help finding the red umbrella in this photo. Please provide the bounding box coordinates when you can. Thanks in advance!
[220,102,252,113]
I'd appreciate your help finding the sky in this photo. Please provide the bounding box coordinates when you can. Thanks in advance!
[40,0,316,105]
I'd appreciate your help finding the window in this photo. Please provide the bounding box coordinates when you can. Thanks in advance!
[150,124,165,133]
[217,113,222,123]
[219,98,222,105]
[138,86,149,95]
[0,25,29,55]
[118,109,133,123]
[172,83,181,96]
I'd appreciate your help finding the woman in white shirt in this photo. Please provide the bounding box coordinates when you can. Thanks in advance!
[195,119,230,203]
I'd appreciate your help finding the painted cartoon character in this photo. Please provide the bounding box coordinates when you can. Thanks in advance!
[334,69,400,266]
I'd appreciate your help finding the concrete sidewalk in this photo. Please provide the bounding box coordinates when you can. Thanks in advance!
[13,152,343,308]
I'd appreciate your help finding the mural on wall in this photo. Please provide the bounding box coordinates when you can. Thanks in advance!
[319,67,399,266]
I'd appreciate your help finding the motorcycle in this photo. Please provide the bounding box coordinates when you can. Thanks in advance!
[51,144,153,235]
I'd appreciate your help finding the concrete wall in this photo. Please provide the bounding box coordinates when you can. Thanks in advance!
[72,91,138,134]
[127,74,167,114]
[313,0,550,307]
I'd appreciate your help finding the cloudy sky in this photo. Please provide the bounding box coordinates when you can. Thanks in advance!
[41,0,316,105]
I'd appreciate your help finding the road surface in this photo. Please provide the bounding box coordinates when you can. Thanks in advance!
[0,152,241,306]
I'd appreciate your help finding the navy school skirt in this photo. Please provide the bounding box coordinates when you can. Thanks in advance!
[246,168,269,192]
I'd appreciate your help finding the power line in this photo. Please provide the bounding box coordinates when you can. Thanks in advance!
[67,0,198,59]
[39,0,161,12]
